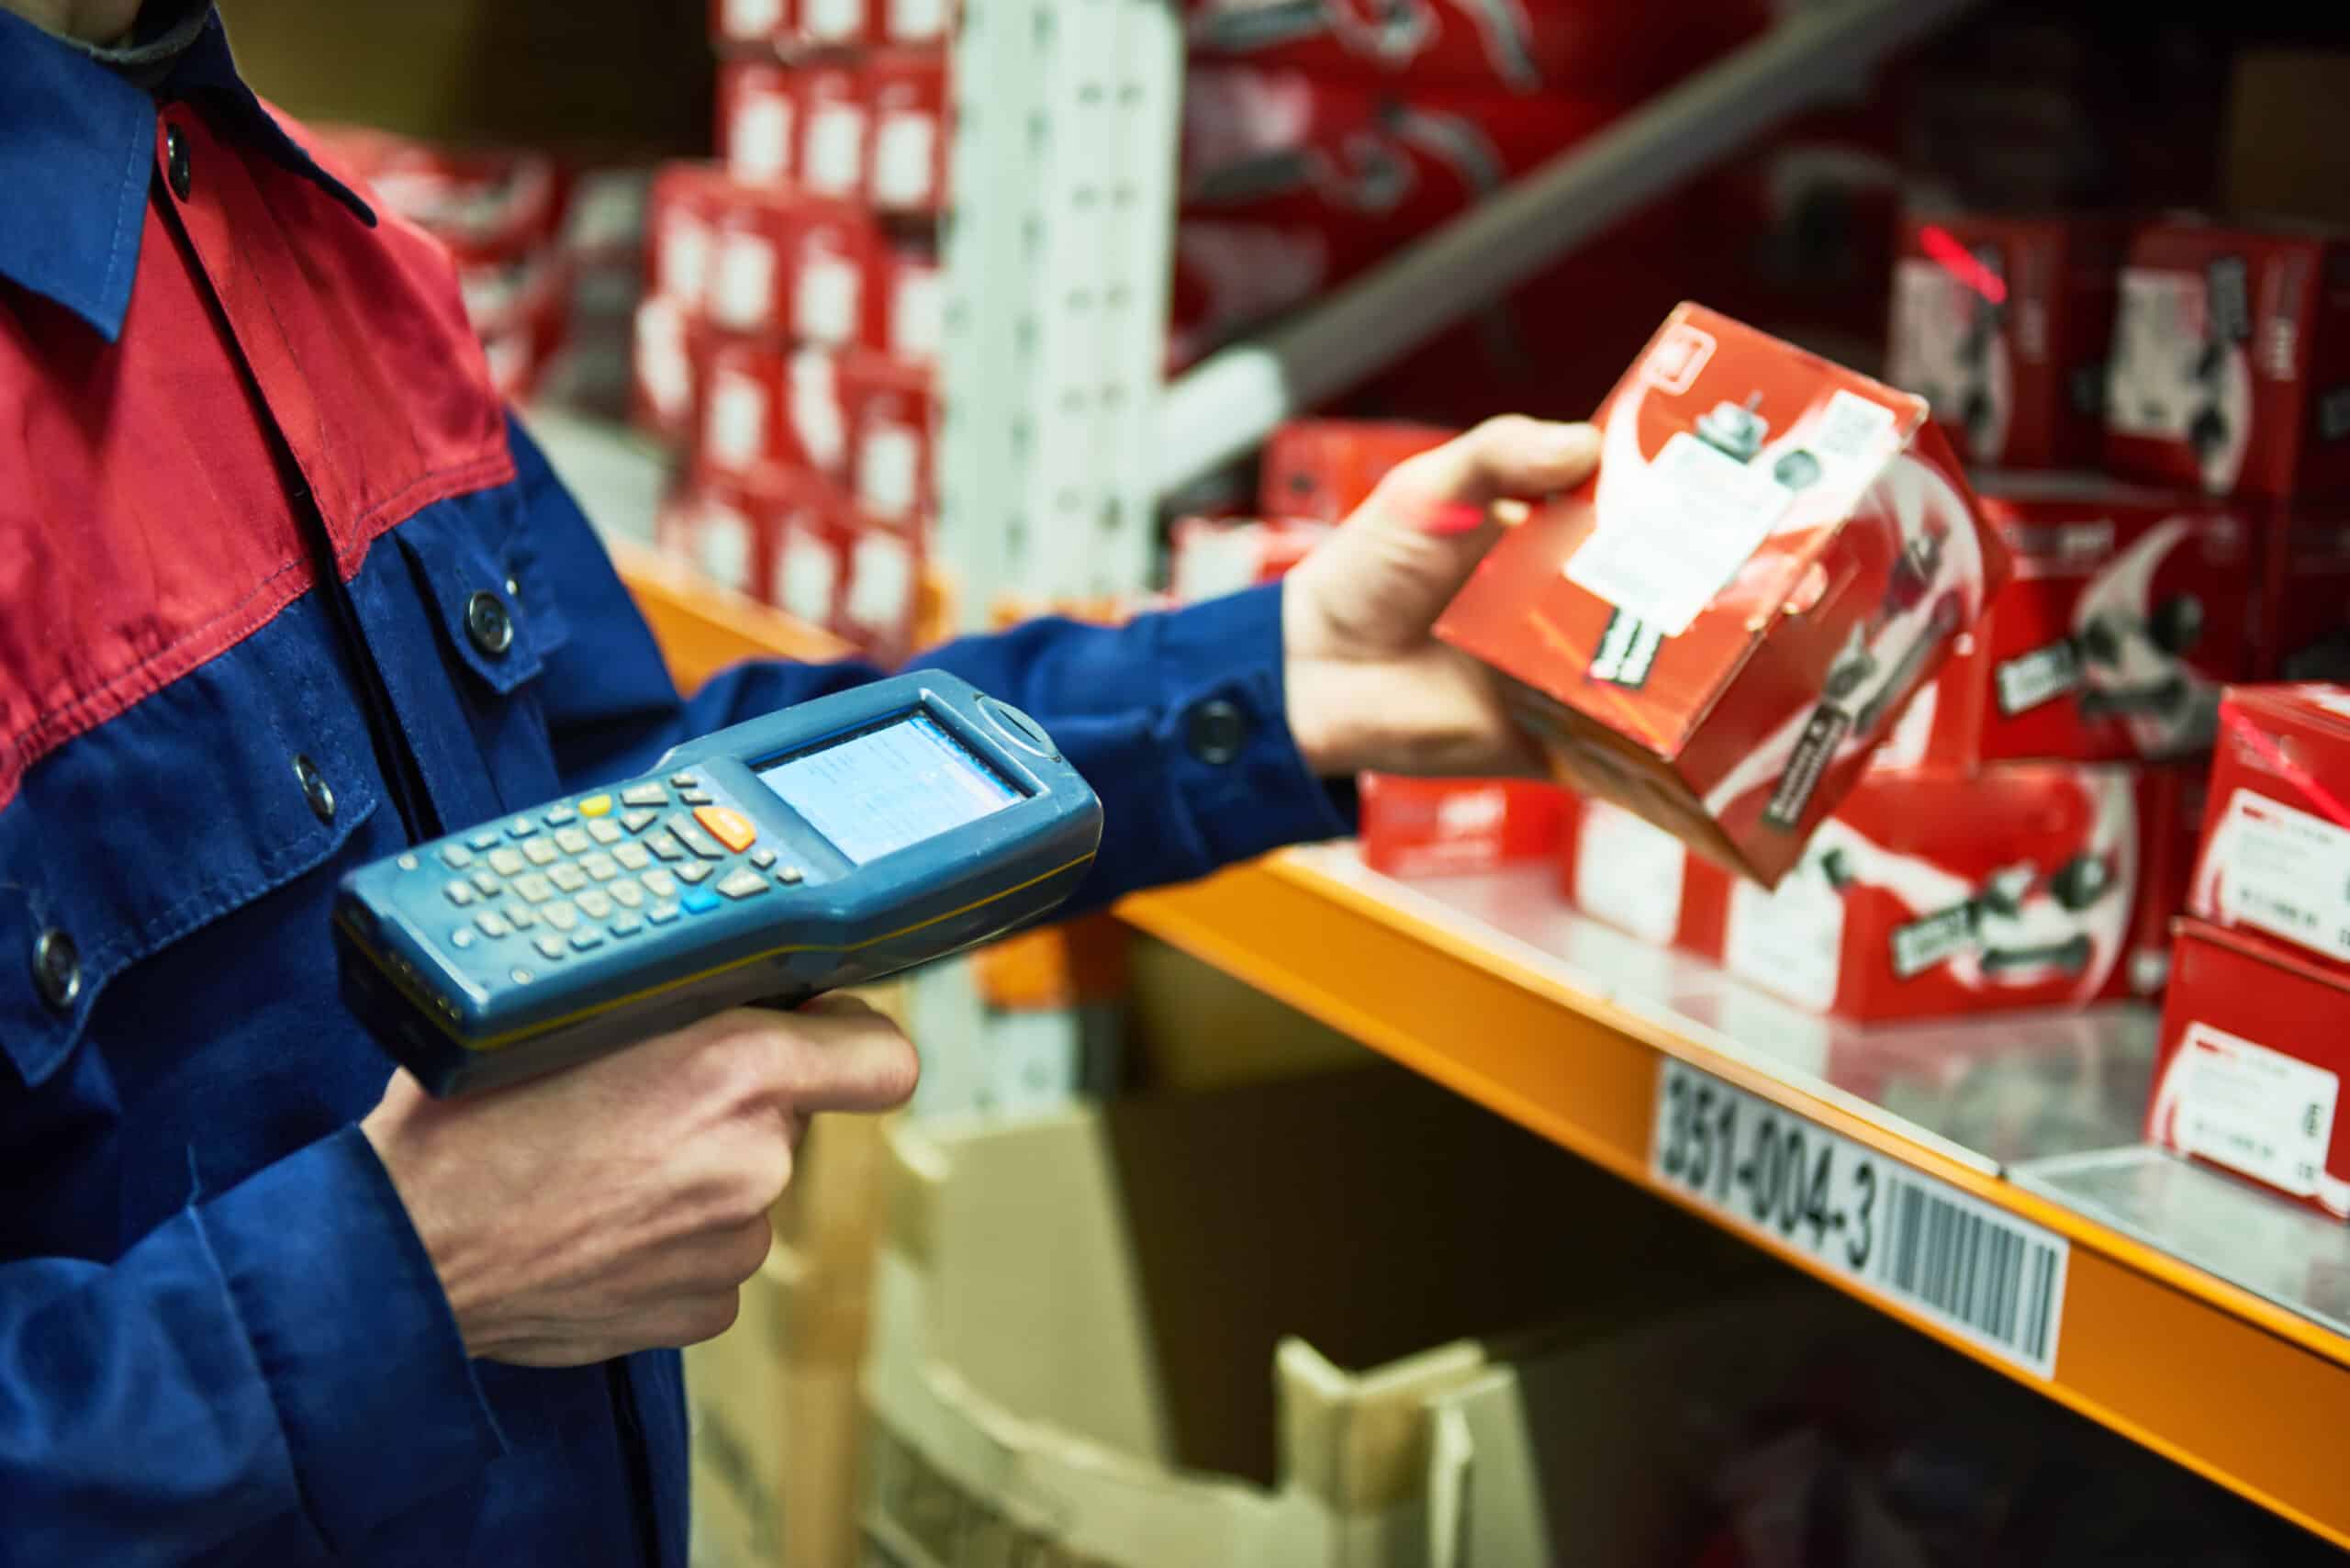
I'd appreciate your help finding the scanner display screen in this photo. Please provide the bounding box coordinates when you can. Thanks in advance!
[756,712,1021,865]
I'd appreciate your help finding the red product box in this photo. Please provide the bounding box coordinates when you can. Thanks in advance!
[2104,219,2350,499]
[1868,475,2256,767]
[1168,516,1332,602]
[695,339,848,484]
[315,128,568,266]
[2151,918,2350,1220]
[1258,419,1456,521]
[1181,0,1765,99]
[838,516,926,659]
[705,185,878,346]
[1180,68,1618,257]
[1680,764,2183,1021]
[1885,213,2122,470]
[2186,683,2350,975]
[711,0,789,51]
[866,53,951,216]
[797,68,870,204]
[838,351,936,529]
[2259,511,2350,682]
[655,476,775,601]
[717,60,799,188]
[768,476,858,631]
[629,294,710,446]
[1554,791,1706,950]
[1358,776,1571,879]
[1434,304,2012,887]
[645,162,731,312]
[867,237,943,366]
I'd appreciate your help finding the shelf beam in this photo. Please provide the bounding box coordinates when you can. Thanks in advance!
[1154,0,1978,493]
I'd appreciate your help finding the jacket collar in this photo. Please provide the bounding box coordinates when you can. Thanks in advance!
[0,5,375,342]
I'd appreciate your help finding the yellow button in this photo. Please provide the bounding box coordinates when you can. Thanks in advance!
[694,804,757,853]
[578,794,613,818]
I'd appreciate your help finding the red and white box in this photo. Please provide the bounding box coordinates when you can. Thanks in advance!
[1869,475,2256,766]
[867,237,944,366]
[711,0,790,51]
[2151,918,2350,1220]
[1181,68,1617,255]
[770,476,858,630]
[1359,776,1572,879]
[1168,516,1331,602]
[644,162,731,311]
[1435,304,2012,887]
[1181,0,1766,99]
[838,518,926,658]
[717,60,800,188]
[1258,418,1456,522]
[629,294,710,445]
[2104,219,2350,499]
[655,476,776,600]
[694,339,848,484]
[2186,683,2350,974]
[789,0,947,51]
[2259,511,2350,682]
[866,52,951,216]
[1885,213,2122,470]
[319,129,567,265]
[797,68,870,203]
[838,351,936,528]
[1554,792,1704,951]
[704,186,877,346]
[1679,764,2186,1022]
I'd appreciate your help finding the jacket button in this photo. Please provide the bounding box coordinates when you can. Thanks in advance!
[1183,698,1249,766]
[465,590,515,657]
[31,928,80,1014]
[164,125,191,200]
[293,754,337,824]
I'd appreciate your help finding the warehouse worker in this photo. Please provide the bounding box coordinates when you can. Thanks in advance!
[0,2,1600,1563]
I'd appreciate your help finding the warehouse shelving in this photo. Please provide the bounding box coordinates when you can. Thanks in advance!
[574,495,2350,1551]
[1121,847,2350,1551]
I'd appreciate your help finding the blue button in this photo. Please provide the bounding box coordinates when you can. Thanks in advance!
[681,888,722,915]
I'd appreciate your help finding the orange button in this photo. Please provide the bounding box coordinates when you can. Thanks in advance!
[694,804,757,853]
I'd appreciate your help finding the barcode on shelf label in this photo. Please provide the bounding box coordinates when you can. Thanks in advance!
[1651,1058,2067,1377]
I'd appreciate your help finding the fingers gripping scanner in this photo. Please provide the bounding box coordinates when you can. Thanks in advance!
[333,673,1102,1096]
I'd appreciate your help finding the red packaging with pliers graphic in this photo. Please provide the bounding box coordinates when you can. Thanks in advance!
[1435,304,2012,887]
[1676,763,2186,1021]
[1359,776,1572,879]
[1869,475,2256,767]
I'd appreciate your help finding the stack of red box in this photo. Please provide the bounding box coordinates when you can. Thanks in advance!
[2152,685,2350,1219]
[312,129,653,412]
[631,6,951,661]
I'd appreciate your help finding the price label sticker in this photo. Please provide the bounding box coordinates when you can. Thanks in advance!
[1651,1058,2067,1378]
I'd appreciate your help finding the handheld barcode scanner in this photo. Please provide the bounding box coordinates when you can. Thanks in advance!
[332,672,1102,1096]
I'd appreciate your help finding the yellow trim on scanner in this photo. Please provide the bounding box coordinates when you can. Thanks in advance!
[341,852,1097,1054]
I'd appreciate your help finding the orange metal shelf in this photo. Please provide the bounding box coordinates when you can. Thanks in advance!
[1119,850,2350,1551]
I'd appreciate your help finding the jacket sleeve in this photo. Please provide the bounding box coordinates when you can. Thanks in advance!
[0,1128,505,1565]
[511,419,1352,913]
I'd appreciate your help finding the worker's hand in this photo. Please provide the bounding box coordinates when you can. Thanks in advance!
[360,997,918,1366]
[1281,415,1601,778]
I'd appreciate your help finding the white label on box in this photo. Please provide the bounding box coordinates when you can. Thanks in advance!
[633,298,689,419]
[1994,639,2084,716]
[1725,869,1844,1014]
[705,372,767,468]
[659,213,710,311]
[2106,270,2199,439]
[1565,431,1791,637]
[806,104,867,196]
[804,0,864,41]
[721,0,783,37]
[1885,258,1963,408]
[846,532,913,630]
[2211,789,2350,962]
[1572,800,1684,946]
[787,348,845,470]
[794,249,861,346]
[2168,1021,2339,1199]
[889,0,947,41]
[729,93,793,185]
[890,266,944,364]
[857,420,921,520]
[1810,388,1901,476]
[871,111,937,209]
[1653,1058,2067,1378]
[711,231,777,330]
[1169,523,1262,605]
[696,501,756,595]
[778,527,840,624]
